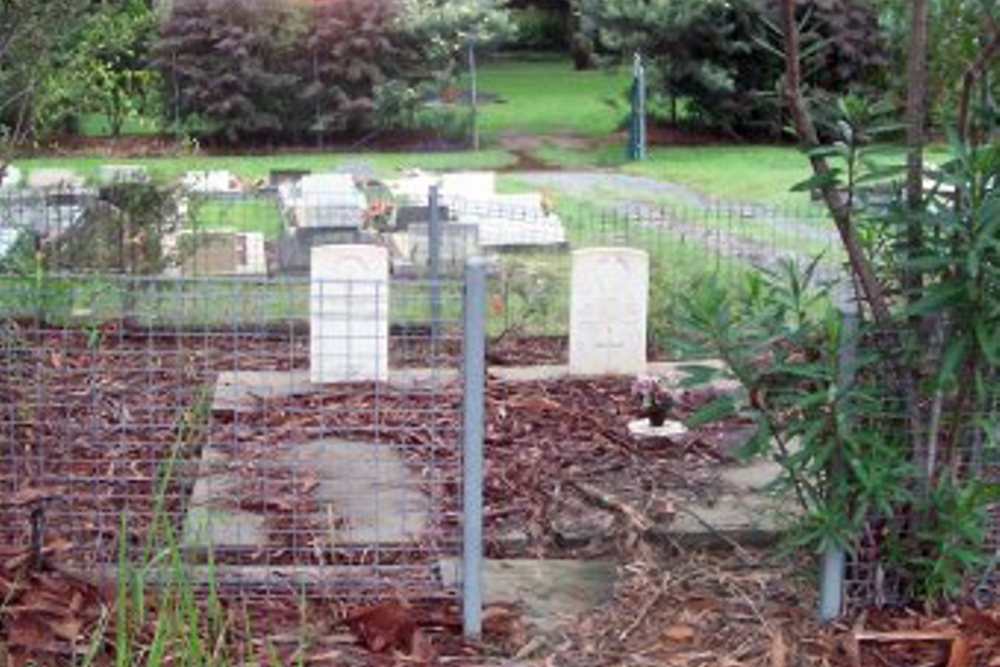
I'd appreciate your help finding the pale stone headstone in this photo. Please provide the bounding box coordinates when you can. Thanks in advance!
[27,168,83,190]
[310,244,389,383]
[99,164,149,184]
[569,248,649,375]
[0,165,22,190]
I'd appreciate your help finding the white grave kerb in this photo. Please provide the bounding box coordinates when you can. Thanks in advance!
[310,245,389,383]
[569,247,649,375]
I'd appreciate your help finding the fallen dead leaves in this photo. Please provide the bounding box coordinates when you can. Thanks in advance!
[0,543,110,666]
[551,548,1000,667]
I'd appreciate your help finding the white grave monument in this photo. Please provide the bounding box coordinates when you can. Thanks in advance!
[310,244,389,383]
[280,173,366,229]
[569,248,649,375]
[0,165,22,190]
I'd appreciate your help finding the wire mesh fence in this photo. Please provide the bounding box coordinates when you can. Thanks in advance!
[2,173,995,617]
[0,272,470,601]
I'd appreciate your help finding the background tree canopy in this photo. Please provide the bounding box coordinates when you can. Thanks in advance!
[149,0,512,144]
[576,0,888,138]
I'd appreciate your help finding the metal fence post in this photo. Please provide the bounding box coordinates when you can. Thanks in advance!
[462,256,487,639]
[820,305,857,621]
[429,185,443,355]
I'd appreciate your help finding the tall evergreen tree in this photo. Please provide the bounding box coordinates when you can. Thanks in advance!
[152,0,300,143]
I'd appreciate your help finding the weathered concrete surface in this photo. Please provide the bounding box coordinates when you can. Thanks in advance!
[438,558,616,633]
[212,369,462,412]
[183,438,429,549]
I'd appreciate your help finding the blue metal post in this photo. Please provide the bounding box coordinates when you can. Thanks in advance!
[429,185,443,358]
[820,307,857,621]
[462,257,487,639]
[628,52,647,161]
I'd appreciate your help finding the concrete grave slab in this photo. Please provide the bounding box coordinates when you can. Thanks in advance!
[569,248,649,375]
[437,558,616,633]
[310,245,389,383]
[183,447,267,549]
[183,438,430,550]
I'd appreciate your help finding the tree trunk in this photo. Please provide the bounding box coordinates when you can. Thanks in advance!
[904,0,929,312]
[778,0,891,326]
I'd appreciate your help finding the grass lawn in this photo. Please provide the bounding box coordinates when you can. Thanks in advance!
[470,57,630,138]
[13,149,517,184]
[192,197,284,239]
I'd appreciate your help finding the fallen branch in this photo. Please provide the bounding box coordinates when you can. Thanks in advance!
[568,479,658,534]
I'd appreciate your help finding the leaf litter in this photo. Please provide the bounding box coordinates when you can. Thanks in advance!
[1,326,998,665]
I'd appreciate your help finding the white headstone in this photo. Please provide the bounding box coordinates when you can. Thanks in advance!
[569,248,649,375]
[0,165,22,189]
[310,245,389,383]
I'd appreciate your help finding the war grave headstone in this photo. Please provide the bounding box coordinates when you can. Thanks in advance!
[310,244,389,384]
[569,248,649,375]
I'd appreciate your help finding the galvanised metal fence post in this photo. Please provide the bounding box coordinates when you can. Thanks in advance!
[429,185,443,357]
[462,256,487,639]
[820,305,857,621]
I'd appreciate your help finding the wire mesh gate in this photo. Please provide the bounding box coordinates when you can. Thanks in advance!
[0,270,482,613]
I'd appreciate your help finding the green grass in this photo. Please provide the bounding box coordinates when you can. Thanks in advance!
[13,149,517,184]
[625,145,816,207]
[470,57,630,138]
[192,198,284,239]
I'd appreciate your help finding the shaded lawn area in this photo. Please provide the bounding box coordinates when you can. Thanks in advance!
[469,56,630,138]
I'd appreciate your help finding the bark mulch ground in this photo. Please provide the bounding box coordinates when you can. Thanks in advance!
[2,325,998,666]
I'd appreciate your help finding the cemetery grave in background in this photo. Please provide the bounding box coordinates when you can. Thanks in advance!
[0,163,997,663]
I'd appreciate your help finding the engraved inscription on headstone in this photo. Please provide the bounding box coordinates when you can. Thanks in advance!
[310,245,389,383]
[569,248,649,375]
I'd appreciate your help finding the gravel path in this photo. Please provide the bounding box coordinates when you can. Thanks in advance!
[509,169,845,280]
